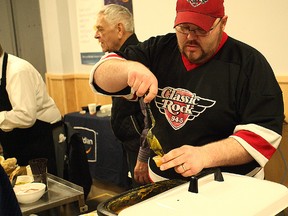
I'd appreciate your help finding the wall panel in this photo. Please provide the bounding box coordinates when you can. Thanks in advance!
[265,122,288,187]
[46,73,111,116]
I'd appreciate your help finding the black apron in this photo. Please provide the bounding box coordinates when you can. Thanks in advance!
[0,53,57,175]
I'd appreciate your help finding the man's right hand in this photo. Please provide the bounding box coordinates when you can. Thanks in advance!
[127,61,158,103]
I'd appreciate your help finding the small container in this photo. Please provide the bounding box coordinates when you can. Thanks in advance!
[88,103,97,115]
[28,158,48,191]
[14,182,46,204]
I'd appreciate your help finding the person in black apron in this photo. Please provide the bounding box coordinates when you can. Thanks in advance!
[0,44,60,175]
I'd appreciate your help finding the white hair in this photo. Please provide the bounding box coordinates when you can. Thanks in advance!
[98,4,134,32]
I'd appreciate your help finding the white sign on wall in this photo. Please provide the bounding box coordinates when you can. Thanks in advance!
[76,0,104,64]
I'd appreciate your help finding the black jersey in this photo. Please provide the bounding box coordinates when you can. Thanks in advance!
[92,33,284,180]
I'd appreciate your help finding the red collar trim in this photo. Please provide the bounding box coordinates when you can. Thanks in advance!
[182,32,228,71]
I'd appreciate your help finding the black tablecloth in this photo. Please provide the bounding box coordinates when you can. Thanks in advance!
[64,112,129,188]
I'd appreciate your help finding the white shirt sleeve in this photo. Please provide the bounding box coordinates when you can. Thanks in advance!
[0,54,61,131]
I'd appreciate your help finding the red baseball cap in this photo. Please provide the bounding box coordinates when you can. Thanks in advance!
[174,0,225,31]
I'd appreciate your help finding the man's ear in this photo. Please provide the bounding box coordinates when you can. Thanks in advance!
[117,23,125,38]
[221,15,228,31]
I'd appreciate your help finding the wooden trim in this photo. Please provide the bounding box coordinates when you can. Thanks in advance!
[74,73,90,79]
[45,73,75,79]
[276,76,288,83]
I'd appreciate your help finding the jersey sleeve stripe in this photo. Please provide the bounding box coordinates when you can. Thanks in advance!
[230,123,282,167]
[233,123,282,149]
[230,134,269,167]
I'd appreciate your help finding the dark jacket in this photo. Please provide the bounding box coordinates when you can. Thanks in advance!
[0,165,22,216]
[111,34,144,152]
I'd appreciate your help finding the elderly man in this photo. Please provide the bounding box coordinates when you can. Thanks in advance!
[93,4,150,187]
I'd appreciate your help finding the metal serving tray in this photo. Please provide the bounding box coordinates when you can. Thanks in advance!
[20,173,88,215]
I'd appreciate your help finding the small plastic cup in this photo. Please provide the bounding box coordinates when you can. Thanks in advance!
[88,103,97,115]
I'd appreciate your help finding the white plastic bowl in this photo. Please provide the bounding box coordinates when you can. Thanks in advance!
[14,182,46,204]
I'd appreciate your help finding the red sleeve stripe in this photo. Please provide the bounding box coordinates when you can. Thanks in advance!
[102,52,123,60]
[233,130,276,160]
[234,123,281,148]
[231,134,269,166]
[230,123,282,166]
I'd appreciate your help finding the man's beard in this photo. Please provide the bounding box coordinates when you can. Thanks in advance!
[181,40,215,64]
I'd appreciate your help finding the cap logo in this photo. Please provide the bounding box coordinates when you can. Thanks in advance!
[187,0,208,7]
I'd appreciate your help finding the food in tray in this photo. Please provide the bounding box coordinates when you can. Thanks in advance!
[152,155,163,167]
[0,156,17,175]
[0,156,28,184]
[0,155,4,164]
[98,179,187,214]
[9,166,27,183]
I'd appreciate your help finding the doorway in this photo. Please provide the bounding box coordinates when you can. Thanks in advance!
[0,0,46,80]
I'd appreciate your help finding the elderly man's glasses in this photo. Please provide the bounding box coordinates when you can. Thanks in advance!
[175,18,222,37]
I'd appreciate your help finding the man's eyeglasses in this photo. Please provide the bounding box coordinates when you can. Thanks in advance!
[175,18,222,37]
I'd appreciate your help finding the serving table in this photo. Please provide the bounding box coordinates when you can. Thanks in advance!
[20,173,88,215]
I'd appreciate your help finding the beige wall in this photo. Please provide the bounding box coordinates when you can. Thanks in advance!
[46,73,111,116]
[39,1,288,76]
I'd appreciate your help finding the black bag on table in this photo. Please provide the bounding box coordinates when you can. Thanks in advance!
[54,121,92,199]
